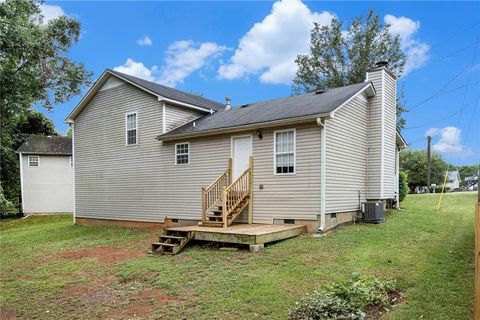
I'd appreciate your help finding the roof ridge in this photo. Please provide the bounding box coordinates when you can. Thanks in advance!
[108,69,224,109]
[231,82,369,108]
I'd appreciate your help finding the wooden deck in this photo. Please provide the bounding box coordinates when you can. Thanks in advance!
[162,223,307,246]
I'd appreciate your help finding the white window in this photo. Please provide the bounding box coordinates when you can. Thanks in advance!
[274,129,295,174]
[175,143,190,165]
[70,156,73,167]
[28,156,39,167]
[125,112,137,145]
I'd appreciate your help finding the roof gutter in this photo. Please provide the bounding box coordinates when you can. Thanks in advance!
[156,112,332,142]
[15,151,73,155]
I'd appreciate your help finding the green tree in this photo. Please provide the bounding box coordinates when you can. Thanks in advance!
[399,171,409,202]
[65,127,72,137]
[0,0,91,211]
[399,150,448,191]
[293,9,407,129]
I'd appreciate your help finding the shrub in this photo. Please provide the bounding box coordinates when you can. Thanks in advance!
[399,171,408,202]
[0,183,17,218]
[289,273,397,320]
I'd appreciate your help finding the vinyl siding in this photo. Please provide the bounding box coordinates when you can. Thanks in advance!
[75,81,216,222]
[366,69,397,200]
[74,80,322,223]
[325,93,368,213]
[383,72,397,199]
[21,155,73,213]
[366,71,384,199]
[165,104,203,132]
[251,123,321,223]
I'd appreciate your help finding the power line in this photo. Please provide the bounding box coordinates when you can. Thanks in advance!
[403,97,480,130]
[406,61,479,112]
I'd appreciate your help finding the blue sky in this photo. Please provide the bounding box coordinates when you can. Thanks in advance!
[39,1,479,165]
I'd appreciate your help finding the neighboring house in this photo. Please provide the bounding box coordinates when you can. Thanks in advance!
[66,62,406,232]
[16,135,73,214]
[445,170,461,191]
[464,175,478,190]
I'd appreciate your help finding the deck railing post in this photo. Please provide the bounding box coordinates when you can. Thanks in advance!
[228,158,233,184]
[248,156,254,224]
[222,186,228,228]
[201,187,206,223]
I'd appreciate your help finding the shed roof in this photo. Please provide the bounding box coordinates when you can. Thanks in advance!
[158,82,374,140]
[16,135,72,155]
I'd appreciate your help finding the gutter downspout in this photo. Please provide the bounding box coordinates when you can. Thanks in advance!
[317,117,327,232]
[71,123,76,225]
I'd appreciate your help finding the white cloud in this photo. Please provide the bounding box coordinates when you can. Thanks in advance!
[384,14,430,75]
[218,0,334,84]
[40,4,66,23]
[137,36,153,46]
[113,58,158,82]
[113,41,227,87]
[426,126,472,157]
[159,40,227,87]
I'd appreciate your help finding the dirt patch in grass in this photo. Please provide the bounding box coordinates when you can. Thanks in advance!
[365,291,404,320]
[60,277,182,319]
[0,308,20,320]
[62,275,118,301]
[107,288,181,319]
[58,246,144,264]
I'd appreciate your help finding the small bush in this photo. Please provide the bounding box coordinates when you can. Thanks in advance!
[399,171,408,202]
[0,183,17,218]
[289,273,397,320]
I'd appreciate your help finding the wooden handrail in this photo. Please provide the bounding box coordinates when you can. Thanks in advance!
[201,159,232,221]
[223,167,251,224]
[202,157,253,228]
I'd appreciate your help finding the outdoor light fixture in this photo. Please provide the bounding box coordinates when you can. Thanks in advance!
[256,129,263,139]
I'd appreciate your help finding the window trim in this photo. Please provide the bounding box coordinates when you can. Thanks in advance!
[175,142,190,165]
[28,155,40,167]
[273,128,296,175]
[125,111,138,146]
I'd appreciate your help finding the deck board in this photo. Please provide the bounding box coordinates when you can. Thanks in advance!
[165,224,306,245]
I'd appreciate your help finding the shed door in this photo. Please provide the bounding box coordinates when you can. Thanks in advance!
[232,136,252,180]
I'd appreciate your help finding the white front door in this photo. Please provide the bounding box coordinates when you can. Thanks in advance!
[232,136,252,180]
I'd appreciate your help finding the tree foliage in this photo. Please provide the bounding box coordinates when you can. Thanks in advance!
[0,0,92,116]
[399,171,409,202]
[399,150,448,191]
[0,0,91,212]
[293,9,407,129]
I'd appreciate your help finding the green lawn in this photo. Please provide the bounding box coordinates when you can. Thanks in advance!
[0,192,476,319]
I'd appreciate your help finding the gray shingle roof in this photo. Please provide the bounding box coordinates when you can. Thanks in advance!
[16,135,72,155]
[108,69,225,112]
[159,82,372,139]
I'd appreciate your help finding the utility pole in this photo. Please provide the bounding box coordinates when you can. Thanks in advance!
[427,136,432,193]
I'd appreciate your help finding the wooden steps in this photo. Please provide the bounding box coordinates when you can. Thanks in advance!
[151,230,194,255]
[200,196,249,227]
[201,157,253,228]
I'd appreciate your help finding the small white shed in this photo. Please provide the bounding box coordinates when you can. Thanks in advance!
[16,135,73,214]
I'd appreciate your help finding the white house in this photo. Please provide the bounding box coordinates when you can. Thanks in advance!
[17,135,73,214]
[65,62,406,232]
